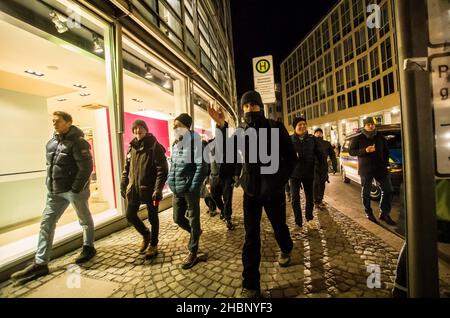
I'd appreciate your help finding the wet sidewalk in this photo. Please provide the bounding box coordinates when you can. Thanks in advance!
[1,187,449,298]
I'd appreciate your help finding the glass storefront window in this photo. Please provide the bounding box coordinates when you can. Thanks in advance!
[121,35,188,197]
[0,0,118,266]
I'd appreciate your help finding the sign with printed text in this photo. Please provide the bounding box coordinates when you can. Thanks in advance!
[253,55,276,104]
[431,53,450,177]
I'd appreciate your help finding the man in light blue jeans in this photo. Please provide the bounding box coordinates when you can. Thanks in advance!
[11,111,96,282]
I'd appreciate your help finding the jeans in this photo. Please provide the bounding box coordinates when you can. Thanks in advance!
[126,201,159,247]
[172,192,201,253]
[35,188,94,265]
[290,177,314,225]
[360,173,393,215]
[242,192,293,291]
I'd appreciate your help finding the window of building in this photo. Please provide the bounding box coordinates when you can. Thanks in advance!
[323,19,331,51]
[383,72,395,96]
[379,2,390,38]
[367,23,378,47]
[352,0,365,28]
[381,37,393,71]
[317,57,324,78]
[347,90,358,108]
[343,36,354,62]
[320,102,327,116]
[338,94,346,110]
[307,108,312,120]
[295,94,300,110]
[306,87,312,105]
[328,98,336,114]
[334,43,343,68]
[315,30,322,58]
[332,10,341,43]
[312,84,318,103]
[357,55,369,83]
[314,104,320,118]
[319,80,326,100]
[370,48,380,77]
[299,72,305,89]
[305,67,311,86]
[372,79,382,100]
[324,52,332,73]
[346,63,356,88]
[300,91,306,108]
[308,37,315,63]
[359,84,371,104]
[158,1,183,48]
[336,69,345,92]
[302,45,309,68]
[311,62,317,83]
[326,75,334,96]
[355,27,367,56]
[341,0,352,36]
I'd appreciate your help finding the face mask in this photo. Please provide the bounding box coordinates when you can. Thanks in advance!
[174,127,188,139]
[244,111,263,127]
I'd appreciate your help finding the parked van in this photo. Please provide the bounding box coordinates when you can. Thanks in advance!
[340,124,403,201]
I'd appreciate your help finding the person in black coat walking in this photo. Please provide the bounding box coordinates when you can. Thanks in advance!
[313,128,337,206]
[289,117,322,228]
[208,91,297,298]
[349,117,396,225]
[120,120,168,259]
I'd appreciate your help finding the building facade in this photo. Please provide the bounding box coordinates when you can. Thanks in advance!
[281,0,400,146]
[0,0,237,279]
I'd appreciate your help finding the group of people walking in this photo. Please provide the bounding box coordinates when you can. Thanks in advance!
[10,90,396,298]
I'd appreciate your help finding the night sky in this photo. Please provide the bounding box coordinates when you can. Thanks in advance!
[230,0,339,97]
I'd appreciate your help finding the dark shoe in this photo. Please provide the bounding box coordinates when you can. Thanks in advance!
[182,252,198,269]
[367,213,378,224]
[226,220,235,231]
[139,232,151,254]
[209,210,217,217]
[11,263,49,280]
[278,251,291,267]
[380,214,397,226]
[392,287,407,298]
[75,245,97,264]
[145,245,158,259]
[239,288,261,298]
[220,213,225,220]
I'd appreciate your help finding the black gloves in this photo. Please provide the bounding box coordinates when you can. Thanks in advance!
[152,191,163,202]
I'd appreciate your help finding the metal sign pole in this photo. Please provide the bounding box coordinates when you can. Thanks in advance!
[394,0,439,297]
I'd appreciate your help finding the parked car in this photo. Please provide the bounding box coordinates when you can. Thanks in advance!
[340,124,403,201]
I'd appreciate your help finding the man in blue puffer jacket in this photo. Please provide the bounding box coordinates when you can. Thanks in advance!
[168,113,207,269]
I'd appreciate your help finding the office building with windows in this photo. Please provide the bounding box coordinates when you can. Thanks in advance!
[281,0,399,145]
[0,0,237,279]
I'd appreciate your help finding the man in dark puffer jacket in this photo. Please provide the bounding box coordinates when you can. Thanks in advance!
[121,120,168,259]
[168,113,208,270]
[11,111,96,282]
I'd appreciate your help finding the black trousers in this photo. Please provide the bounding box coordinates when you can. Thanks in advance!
[211,175,234,221]
[313,172,328,203]
[204,197,217,212]
[242,192,293,291]
[290,177,314,225]
[126,201,159,247]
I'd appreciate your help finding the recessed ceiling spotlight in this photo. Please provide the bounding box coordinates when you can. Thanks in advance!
[49,10,68,34]
[132,98,144,103]
[80,93,91,97]
[73,83,87,89]
[57,98,67,102]
[93,34,104,54]
[144,64,153,79]
[163,73,172,89]
[24,70,44,77]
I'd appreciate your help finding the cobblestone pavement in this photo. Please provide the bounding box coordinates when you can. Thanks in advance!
[1,188,449,298]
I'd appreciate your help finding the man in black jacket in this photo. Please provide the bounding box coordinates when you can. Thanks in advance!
[208,90,297,298]
[121,120,168,259]
[12,111,96,282]
[313,128,338,207]
[349,117,396,225]
[290,117,322,227]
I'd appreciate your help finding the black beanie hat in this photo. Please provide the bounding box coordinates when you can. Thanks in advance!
[240,90,264,109]
[175,113,192,128]
[314,127,323,134]
[292,117,307,129]
[132,119,149,132]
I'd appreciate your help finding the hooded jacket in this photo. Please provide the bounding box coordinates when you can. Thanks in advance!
[45,125,93,194]
[290,133,322,180]
[121,134,168,203]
